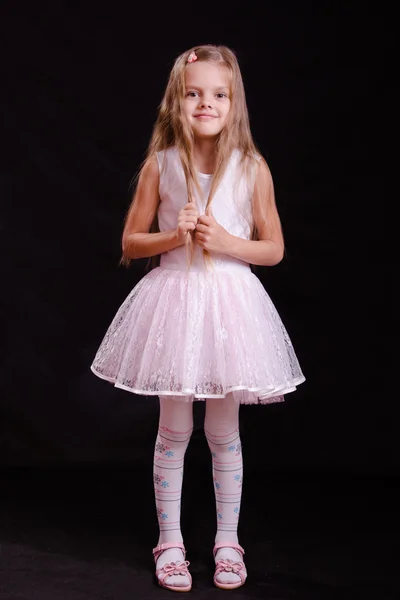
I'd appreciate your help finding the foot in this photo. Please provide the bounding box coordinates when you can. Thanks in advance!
[155,546,191,590]
[213,542,247,589]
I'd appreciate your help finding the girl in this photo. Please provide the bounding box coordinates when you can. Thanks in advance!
[91,45,305,592]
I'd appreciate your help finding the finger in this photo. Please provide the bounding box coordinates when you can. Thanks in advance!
[179,218,195,230]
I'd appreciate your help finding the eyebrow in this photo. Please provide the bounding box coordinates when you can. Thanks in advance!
[186,85,230,91]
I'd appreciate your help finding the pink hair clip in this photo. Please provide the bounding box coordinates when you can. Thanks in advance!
[187,51,197,63]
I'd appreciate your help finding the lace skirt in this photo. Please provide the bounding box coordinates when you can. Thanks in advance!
[91,266,305,404]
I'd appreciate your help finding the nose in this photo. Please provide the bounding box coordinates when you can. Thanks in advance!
[199,97,213,109]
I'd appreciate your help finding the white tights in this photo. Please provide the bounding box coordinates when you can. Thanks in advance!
[154,394,243,586]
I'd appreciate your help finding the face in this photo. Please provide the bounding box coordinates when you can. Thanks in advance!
[183,61,231,139]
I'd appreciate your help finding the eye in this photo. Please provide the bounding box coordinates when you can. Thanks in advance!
[216,93,228,99]
[186,91,199,97]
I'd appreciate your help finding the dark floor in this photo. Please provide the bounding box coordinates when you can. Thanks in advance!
[0,466,399,600]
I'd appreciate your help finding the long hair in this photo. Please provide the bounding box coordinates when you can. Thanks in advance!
[121,44,262,271]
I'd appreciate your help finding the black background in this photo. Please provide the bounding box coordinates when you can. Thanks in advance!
[0,3,397,599]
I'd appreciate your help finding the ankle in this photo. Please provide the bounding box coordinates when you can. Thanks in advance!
[215,531,239,546]
[158,531,184,547]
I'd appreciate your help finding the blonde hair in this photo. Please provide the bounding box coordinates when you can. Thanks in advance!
[122,44,263,271]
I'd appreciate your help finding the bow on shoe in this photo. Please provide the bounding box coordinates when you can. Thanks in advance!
[216,558,244,574]
[162,560,190,576]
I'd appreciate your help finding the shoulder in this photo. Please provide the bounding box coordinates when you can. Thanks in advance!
[233,150,270,186]
[253,155,272,183]
[134,155,159,191]
[156,146,178,172]
[233,149,264,170]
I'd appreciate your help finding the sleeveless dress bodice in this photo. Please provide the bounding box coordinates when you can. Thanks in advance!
[157,147,254,274]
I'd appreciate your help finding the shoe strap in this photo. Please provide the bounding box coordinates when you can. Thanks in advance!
[214,558,247,584]
[213,542,245,557]
[153,541,186,561]
[156,560,191,584]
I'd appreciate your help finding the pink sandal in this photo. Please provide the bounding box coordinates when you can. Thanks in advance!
[213,542,247,590]
[153,542,192,592]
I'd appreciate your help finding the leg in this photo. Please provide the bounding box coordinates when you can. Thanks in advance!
[153,395,193,589]
[205,394,246,588]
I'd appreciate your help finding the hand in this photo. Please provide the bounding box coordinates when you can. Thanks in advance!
[176,202,199,245]
[195,205,231,254]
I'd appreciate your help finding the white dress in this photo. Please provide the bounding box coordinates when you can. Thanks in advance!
[91,147,305,404]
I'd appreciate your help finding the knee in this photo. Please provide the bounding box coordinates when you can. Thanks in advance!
[204,425,241,456]
[204,399,240,437]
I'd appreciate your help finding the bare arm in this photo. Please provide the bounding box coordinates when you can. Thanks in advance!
[122,156,184,260]
[226,158,284,266]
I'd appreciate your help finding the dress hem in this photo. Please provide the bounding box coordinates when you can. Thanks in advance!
[90,365,305,403]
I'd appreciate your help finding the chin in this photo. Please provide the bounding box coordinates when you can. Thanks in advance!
[193,126,223,139]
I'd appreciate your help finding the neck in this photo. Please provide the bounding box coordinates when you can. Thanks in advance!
[193,137,217,173]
